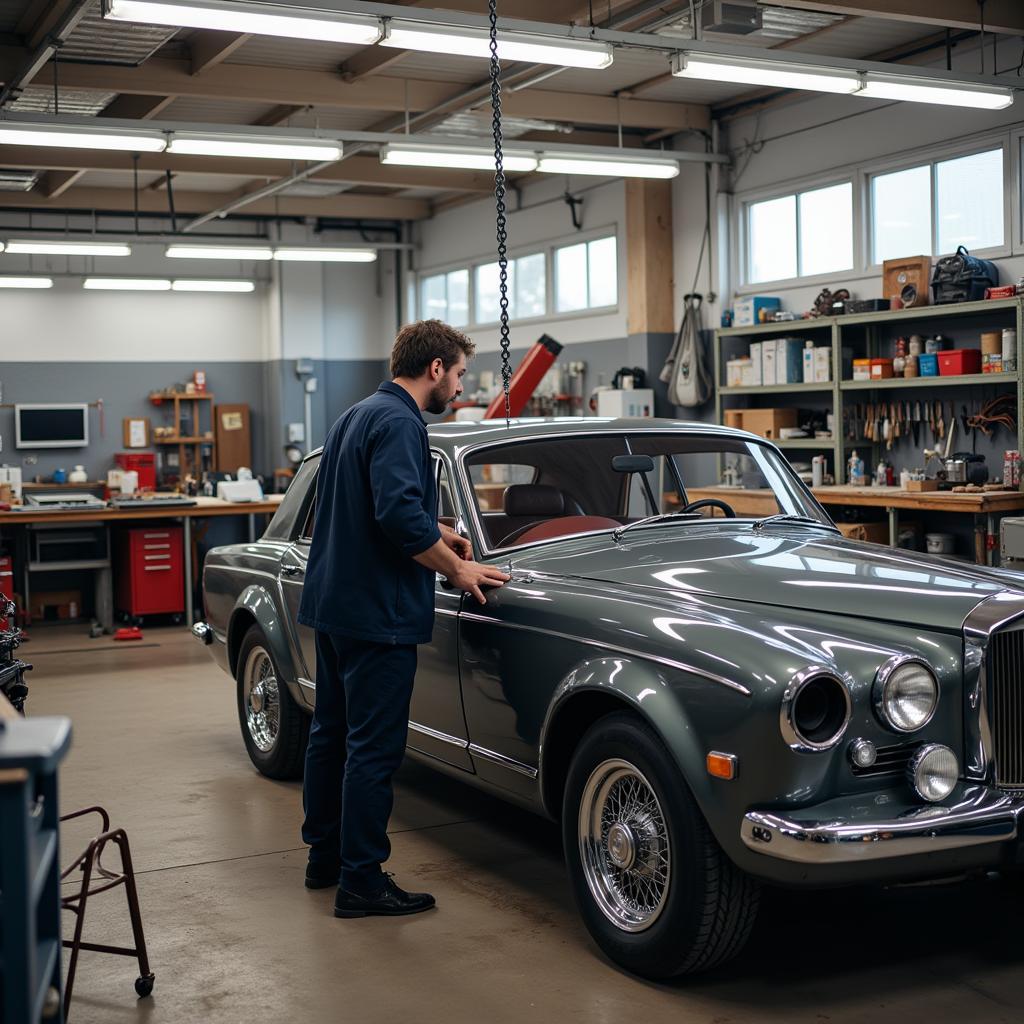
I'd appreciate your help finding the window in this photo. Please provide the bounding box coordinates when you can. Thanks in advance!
[474,252,547,324]
[554,236,617,312]
[419,268,469,326]
[746,182,852,284]
[871,147,1004,263]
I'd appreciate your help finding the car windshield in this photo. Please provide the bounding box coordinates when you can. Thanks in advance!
[461,431,832,551]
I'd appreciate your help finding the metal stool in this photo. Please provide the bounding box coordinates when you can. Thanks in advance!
[60,806,155,1019]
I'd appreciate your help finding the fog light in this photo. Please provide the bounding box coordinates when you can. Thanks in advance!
[907,743,958,803]
[848,737,877,769]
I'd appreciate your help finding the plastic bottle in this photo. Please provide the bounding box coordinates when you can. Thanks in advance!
[848,450,864,486]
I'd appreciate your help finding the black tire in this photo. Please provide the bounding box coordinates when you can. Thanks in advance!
[235,624,309,780]
[562,712,759,979]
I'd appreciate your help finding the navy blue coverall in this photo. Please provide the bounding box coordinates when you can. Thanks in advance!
[299,381,441,894]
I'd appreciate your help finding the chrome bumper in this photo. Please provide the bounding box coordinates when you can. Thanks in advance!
[741,784,1024,864]
[191,621,213,645]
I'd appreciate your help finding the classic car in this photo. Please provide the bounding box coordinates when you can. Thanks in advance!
[194,417,1024,979]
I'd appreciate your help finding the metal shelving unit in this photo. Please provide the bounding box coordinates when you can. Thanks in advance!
[714,298,1024,484]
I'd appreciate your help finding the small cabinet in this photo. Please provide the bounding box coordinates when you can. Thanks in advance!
[115,526,184,617]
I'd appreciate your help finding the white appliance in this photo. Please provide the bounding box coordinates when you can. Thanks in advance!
[596,388,655,418]
[217,479,264,502]
[0,466,22,499]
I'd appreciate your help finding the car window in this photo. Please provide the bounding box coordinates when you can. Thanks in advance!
[264,454,320,541]
[468,462,534,511]
[433,456,460,530]
[299,490,316,542]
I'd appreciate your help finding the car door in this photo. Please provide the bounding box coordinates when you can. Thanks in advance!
[406,453,474,770]
[279,472,317,698]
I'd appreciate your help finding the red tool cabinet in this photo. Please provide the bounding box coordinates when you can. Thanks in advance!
[0,555,12,602]
[115,526,184,617]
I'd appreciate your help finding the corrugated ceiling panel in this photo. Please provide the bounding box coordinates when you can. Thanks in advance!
[9,85,116,116]
[158,97,280,124]
[227,36,358,70]
[75,170,166,189]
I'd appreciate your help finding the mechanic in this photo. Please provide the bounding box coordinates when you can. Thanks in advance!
[298,319,510,919]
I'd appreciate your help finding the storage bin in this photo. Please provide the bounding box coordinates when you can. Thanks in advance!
[918,353,939,376]
[114,452,156,491]
[938,349,982,376]
[870,358,894,379]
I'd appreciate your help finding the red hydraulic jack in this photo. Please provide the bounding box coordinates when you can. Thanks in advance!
[484,334,563,419]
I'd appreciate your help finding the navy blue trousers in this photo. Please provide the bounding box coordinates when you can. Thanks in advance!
[301,631,416,894]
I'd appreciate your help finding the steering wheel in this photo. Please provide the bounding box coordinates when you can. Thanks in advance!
[681,498,736,519]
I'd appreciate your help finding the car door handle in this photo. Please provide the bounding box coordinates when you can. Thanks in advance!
[282,564,304,576]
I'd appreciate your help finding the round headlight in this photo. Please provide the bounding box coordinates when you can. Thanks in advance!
[875,659,938,733]
[781,670,852,751]
[908,743,959,802]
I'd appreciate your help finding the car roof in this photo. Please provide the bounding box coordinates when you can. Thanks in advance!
[305,417,768,463]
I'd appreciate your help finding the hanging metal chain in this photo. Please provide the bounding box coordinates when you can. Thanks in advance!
[488,0,512,428]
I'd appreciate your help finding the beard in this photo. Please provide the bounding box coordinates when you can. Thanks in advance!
[426,380,454,415]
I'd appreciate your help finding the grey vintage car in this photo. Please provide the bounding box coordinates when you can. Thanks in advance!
[194,417,1024,978]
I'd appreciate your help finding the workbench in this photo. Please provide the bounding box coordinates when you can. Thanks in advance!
[684,485,1024,564]
[0,496,283,628]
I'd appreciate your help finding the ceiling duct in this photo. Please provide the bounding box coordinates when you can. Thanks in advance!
[8,85,117,116]
[701,1,762,35]
[59,0,179,66]
[432,112,572,138]
[659,3,841,42]
[0,169,40,191]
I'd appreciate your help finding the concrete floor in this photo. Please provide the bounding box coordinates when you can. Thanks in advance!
[20,623,1024,1023]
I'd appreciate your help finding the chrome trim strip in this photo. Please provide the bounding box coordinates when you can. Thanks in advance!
[297,677,315,692]
[434,606,459,618]
[963,591,1024,638]
[741,784,1022,864]
[468,743,539,779]
[191,621,213,645]
[459,611,751,697]
[408,721,469,749]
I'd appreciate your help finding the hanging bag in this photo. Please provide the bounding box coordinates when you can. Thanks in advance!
[930,245,999,304]
[661,294,713,408]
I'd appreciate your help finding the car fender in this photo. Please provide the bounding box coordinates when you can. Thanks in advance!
[228,583,304,706]
[537,654,718,822]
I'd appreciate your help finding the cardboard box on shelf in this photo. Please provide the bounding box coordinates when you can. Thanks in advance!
[836,521,890,544]
[882,256,930,307]
[777,338,804,384]
[740,408,798,439]
[723,410,745,429]
[734,296,781,327]
[748,342,764,386]
[726,358,750,388]
[761,342,778,385]
[813,346,832,383]
[31,589,81,621]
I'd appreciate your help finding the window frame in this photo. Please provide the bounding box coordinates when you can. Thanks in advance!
[418,267,470,327]
[732,131,1014,296]
[553,234,619,315]
[414,225,619,331]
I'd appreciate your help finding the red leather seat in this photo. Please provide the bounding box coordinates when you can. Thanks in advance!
[514,515,620,545]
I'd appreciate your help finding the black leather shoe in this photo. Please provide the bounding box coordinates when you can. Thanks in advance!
[334,875,436,918]
[305,861,340,890]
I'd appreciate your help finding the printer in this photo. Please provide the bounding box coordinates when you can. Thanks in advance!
[216,468,263,503]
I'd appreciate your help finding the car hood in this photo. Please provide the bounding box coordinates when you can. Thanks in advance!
[512,524,1022,632]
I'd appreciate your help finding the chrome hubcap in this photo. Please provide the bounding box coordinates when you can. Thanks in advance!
[578,758,671,933]
[243,647,280,753]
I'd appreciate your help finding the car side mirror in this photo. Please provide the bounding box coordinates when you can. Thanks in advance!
[612,454,655,474]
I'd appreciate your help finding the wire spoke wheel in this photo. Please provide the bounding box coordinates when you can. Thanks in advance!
[243,646,280,753]
[578,758,671,932]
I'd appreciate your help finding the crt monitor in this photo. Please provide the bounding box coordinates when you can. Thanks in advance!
[15,404,89,448]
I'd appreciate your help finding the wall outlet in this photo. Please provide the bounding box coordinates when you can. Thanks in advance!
[23,454,36,466]
[287,422,305,443]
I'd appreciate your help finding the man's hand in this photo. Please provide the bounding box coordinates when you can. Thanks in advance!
[447,561,511,605]
[439,523,472,561]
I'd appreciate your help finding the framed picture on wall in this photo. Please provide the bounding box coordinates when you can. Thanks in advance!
[123,417,151,448]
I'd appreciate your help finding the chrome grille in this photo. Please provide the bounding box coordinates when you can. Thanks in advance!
[851,743,915,779]
[989,628,1024,789]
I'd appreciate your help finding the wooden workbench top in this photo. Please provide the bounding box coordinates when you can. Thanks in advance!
[0,494,284,526]
[686,485,1024,514]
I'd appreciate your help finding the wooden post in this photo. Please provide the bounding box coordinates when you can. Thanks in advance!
[625,179,675,336]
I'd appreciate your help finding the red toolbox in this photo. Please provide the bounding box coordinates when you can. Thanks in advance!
[0,555,12,602]
[938,348,982,376]
[115,452,157,491]
[115,526,184,617]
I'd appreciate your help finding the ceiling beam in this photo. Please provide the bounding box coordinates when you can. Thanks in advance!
[21,0,74,49]
[0,185,430,219]
[252,104,307,127]
[37,168,84,198]
[340,48,409,82]
[99,94,176,120]
[189,30,251,75]
[772,0,1024,34]
[0,48,709,130]
[0,146,496,191]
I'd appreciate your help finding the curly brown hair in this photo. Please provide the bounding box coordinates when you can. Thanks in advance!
[390,319,476,379]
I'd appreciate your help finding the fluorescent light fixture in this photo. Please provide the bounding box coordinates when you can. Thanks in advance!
[165,244,274,261]
[671,52,860,94]
[5,239,132,256]
[84,278,172,290]
[382,21,613,69]
[380,142,537,173]
[856,72,1013,110]
[171,279,256,292]
[0,121,166,152]
[273,248,378,263]
[167,134,343,161]
[103,0,381,45]
[537,152,679,179]
[0,276,52,288]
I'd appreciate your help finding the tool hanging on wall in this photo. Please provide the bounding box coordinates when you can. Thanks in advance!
[487,0,513,428]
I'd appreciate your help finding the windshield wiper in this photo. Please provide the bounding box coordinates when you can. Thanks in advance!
[752,513,837,532]
[612,511,701,543]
